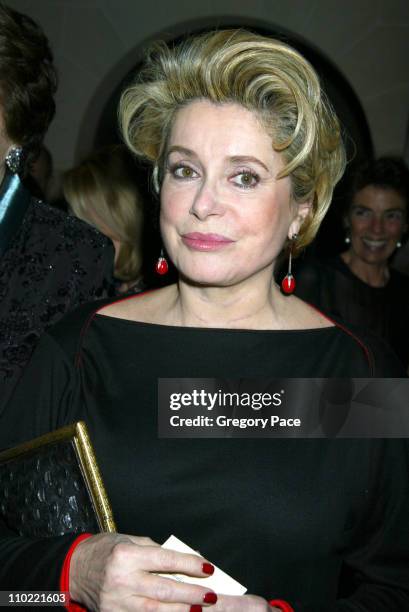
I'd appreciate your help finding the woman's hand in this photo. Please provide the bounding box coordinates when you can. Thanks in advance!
[69,533,218,611]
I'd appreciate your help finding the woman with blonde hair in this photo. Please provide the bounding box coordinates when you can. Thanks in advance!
[1,29,407,612]
[63,145,145,293]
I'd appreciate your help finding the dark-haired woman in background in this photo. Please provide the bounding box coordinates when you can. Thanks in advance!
[295,157,409,371]
[0,3,114,409]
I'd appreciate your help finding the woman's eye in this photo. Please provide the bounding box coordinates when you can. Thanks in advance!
[352,207,371,217]
[172,165,197,179]
[232,171,259,189]
[385,211,404,222]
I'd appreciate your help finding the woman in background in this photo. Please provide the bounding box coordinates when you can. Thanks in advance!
[295,157,409,370]
[1,29,408,612]
[63,146,145,294]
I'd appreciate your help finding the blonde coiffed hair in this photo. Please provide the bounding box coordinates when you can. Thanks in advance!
[63,145,144,282]
[120,29,346,254]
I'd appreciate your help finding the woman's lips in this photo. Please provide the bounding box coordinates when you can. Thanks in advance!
[181,232,235,251]
[362,238,388,251]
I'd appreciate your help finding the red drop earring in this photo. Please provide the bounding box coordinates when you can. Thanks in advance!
[281,234,297,295]
[155,249,169,275]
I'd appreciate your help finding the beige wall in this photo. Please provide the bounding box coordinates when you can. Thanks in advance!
[7,0,409,174]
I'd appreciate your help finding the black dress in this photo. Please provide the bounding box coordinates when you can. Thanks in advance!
[0,296,407,612]
[0,174,114,408]
[294,254,409,369]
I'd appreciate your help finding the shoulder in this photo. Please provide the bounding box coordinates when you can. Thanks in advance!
[27,199,111,250]
[45,296,120,358]
[24,199,114,294]
[288,300,405,376]
[330,318,406,376]
[46,287,154,346]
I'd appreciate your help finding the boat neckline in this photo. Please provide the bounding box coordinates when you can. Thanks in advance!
[95,312,337,334]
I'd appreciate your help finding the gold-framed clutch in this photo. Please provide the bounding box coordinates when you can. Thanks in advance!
[0,421,116,537]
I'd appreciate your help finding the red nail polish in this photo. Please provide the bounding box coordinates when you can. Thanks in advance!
[202,562,214,575]
[203,592,218,604]
[190,606,202,612]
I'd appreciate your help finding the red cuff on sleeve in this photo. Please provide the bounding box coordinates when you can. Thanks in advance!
[269,600,295,612]
[60,533,93,611]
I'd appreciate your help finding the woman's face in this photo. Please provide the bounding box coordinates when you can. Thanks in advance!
[347,185,407,266]
[160,100,309,287]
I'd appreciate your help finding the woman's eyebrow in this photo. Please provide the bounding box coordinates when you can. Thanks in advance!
[166,146,197,159]
[228,155,270,172]
[352,204,404,213]
[167,148,270,172]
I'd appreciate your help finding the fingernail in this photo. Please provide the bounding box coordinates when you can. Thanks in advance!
[202,562,214,575]
[190,606,202,612]
[203,591,218,604]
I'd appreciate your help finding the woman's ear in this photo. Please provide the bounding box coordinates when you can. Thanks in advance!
[288,200,311,239]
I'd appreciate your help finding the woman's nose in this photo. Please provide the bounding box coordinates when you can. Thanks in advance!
[189,183,224,220]
[371,215,385,234]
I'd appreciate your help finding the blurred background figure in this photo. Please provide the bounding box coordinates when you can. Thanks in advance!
[0,3,114,410]
[63,145,145,294]
[295,156,409,371]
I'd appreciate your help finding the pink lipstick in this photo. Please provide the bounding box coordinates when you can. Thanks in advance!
[182,232,234,251]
